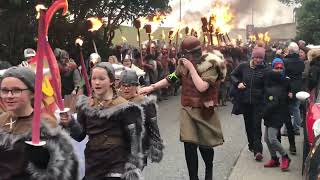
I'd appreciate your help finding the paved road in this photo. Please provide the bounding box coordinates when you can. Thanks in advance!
[143,96,247,180]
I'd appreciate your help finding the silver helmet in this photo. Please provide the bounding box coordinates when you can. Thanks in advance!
[89,53,101,67]
[120,70,139,86]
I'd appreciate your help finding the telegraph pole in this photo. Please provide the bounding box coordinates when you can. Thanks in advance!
[180,0,182,22]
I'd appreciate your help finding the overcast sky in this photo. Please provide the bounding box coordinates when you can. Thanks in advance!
[162,0,295,28]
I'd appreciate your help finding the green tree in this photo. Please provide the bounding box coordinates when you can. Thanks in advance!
[0,0,171,65]
[295,0,320,44]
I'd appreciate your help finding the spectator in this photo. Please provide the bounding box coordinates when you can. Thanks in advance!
[231,47,269,161]
[283,42,305,135]
[263,58,291,171]
[108,55,119,64]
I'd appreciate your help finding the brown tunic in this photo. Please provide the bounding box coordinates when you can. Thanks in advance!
[0,112,57,180]
[172,61,224,147]
[76,95,143,179]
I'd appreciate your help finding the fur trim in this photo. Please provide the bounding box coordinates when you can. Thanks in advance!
[148,139,164,162]
[136,95,164,163]
[27,122,79,180]
[198,52,227,81]
[122,162,144,180]
[76,95,146,137]
[0,129,27,150]
[77,95,146,176]
[0,122,79,180]
[308,49,320,62]
[76,95,144,120]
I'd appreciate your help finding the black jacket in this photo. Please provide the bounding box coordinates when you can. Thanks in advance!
[230,61,269,104]
[263,71,291,128]
[308,59,320,91]
[283,54,305,96]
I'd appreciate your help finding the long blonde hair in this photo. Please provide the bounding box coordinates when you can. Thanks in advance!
[108,56,119,64]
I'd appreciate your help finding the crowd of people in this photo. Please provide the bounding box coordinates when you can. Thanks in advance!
[0,33,319,180]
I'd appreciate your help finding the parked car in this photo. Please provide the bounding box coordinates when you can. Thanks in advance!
[297,91,320,179]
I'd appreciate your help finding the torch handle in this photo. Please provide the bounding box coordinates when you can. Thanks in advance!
[32,10,46,145]
[137,29,144,68]
[79,48,91,97]
[92,39,98,54]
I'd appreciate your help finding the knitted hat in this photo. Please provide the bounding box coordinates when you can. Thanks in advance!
[1,67,35,92]
[272,58,284,68]
[272,58,285,79]
[252,47,265,59]
[93,62,115,82]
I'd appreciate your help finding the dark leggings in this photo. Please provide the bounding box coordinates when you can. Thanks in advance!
[184,142,214,180]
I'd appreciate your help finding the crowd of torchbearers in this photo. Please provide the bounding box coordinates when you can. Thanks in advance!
[2,1,320,180]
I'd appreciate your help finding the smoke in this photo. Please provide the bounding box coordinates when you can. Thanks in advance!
[164,0,294,28]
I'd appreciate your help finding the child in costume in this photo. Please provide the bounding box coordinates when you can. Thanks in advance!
[0,67,79,180]
[119,70,164,167]
[61,62,145,180]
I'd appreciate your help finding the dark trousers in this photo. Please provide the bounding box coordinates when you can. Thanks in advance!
[284,112,296,146]
[276,109,295,146]
[243,104,263,154]
[184,142,214,180]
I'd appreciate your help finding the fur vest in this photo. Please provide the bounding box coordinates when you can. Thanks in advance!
[0,112,79,180]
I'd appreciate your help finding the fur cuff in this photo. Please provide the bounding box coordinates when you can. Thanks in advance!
[27,123,79,180]
[122,162,144,180]
[149,139,164,163]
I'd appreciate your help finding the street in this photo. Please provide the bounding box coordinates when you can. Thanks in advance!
[143,96,247,180]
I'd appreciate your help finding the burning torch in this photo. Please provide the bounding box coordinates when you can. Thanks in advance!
[201,17,208,45]
[87,17,103,54]
[168,30,174,48]
[145,24,152,44]
[75,37,91,97]
[133,19,144,68]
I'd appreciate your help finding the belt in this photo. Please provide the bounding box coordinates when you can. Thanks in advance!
[88,134,125,148]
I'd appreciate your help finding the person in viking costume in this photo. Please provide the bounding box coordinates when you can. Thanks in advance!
[119,70,164,167]
[0,67,79,180]
[139,36,224,180]
[54,48,82,97]
[60,62,145,180]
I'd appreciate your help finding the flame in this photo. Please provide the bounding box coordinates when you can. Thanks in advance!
[209,3,234,34]
[249,34,256,42]
[231,38,237,45]
[87,17,103,32]
[237,34,243,40]
[35,4,47,19]
[179,33,183,39]
[258,33,264,41]
[212,37,218,46]
[75,38,83,46]
[169,22,187,40]
[162,30,166,40]
[138,11,167,33]
[264,32,271,43]
[121,36,127,42]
